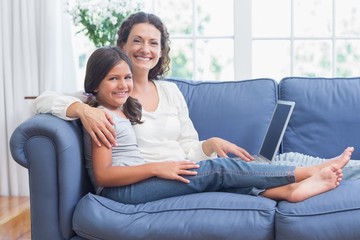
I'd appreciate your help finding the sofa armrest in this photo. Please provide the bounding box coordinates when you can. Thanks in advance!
[10,114,93,240]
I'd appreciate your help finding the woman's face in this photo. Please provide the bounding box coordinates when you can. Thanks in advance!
[122,23,162,76]
[95,61,133,110]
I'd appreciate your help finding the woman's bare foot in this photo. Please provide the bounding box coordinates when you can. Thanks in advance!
[287,164,342,202]
[295,147,353,182]
[321,147,354,169]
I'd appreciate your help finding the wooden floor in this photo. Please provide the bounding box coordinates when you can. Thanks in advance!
[0,196,31,240]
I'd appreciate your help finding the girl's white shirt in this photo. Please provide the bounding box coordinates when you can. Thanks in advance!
[32,81,216,162]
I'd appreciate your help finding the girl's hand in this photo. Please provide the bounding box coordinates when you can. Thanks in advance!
[72,103,117,148]
[203,137,255,162]
[151,161,200,184]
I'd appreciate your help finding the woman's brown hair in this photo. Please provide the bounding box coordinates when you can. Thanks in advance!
[117,12,171,80]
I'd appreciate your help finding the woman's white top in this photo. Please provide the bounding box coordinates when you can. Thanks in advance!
[33,81,215,162]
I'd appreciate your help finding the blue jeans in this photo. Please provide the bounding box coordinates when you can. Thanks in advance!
[100,158,295,204]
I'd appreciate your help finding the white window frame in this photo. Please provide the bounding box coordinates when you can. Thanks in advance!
[149,0,253,80]
[72,0,360,84]
[236,0,360,79]
[235,0,252,79]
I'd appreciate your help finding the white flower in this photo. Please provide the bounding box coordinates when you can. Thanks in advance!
[67,0,143,47]
[110,16,117,25]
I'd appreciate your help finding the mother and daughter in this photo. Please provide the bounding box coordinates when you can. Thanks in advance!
[34,12,359,204]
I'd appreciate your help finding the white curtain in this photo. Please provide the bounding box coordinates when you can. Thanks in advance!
[0,0,77,196]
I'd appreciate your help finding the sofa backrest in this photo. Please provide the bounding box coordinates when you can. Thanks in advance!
[167,78,278,155]
[168,77,360,160]
[279,77,360,159]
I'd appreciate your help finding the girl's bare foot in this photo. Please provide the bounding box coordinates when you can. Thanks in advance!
[287,164,342,202]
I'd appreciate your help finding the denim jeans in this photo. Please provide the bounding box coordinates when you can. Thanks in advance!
[101,158,295,204]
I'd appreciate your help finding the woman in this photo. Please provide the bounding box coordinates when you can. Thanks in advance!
[33,12,360,181]
[81,45,351,204]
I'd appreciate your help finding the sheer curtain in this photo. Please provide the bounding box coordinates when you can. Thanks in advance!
[0,0,77,196]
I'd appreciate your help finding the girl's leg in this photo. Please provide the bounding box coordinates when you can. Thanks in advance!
[101,148,352,204]
[262,164,343,202]
[101,158,297,204]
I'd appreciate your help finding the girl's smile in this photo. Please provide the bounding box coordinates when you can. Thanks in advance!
[95,61,133,111]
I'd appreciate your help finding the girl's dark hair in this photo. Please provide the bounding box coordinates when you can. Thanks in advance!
[84,46,142,125]
[117,11,171,80]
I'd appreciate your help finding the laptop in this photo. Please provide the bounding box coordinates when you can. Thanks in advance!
[251,100,295,163]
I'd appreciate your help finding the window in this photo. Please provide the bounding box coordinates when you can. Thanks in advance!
[70,0,235,87]
[251,0,360,81]
[153,0,234,81]
[70,0,360,88]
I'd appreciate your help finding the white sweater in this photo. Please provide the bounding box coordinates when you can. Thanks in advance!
[33,81,215,162]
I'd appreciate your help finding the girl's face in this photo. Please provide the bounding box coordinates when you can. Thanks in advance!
[122,23,162,75]
[95,61,133,110]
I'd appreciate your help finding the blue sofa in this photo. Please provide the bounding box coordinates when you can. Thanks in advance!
[9,77,360,240]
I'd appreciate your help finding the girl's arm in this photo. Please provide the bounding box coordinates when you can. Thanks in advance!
[92,140,200,186]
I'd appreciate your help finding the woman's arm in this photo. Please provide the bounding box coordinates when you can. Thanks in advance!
[202,137,254,162]
[68,102,116,148]
[33,91,116,148]
[169,83,254,161]
[32,90,85,120]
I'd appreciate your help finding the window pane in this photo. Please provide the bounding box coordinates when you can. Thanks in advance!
[196,0,233,36]
[336,40,360,77]
[154,0,193,36]
[169,39,193,79]
[195,39,234,80]
[294,40,332,77]
[294,0,332,37]
[72,32,96,89]
[335,0,360,37]
[252,0,291,37]
[252,40,290,81]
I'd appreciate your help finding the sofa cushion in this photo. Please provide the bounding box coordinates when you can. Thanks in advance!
[73,192,277,240]
[275,179,360,240]
[167,78,278,155]
[279,77,360,159]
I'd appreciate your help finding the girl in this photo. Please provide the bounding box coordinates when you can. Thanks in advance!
[82,46,352,205]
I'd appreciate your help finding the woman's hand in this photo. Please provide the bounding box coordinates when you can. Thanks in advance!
[150,161,200,184]
[68,102,116,148]
[203,137,254,162]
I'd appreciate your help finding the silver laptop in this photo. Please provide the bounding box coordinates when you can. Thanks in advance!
[252,100,295,163]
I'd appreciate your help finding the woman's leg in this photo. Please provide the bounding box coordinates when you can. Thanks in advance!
[274,147,358,179]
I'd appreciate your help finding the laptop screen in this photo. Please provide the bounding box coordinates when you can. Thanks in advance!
[259,101,295,161]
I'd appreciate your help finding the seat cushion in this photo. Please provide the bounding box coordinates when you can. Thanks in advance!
[73,192,277,240]
[279,77,360,159]
[275,179,360,240]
